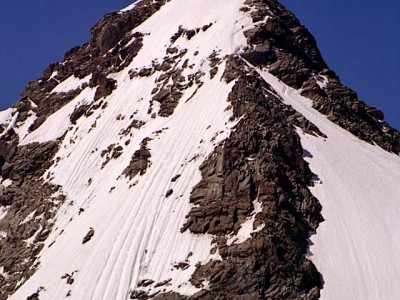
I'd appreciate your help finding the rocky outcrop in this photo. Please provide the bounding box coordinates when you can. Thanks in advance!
[89,73,117,101]
[131,55,324,300]
[123,138,152,180]
[12,0,168,137]
[0,133,65,299]
[169,56,323,299]
[2,0,399,299]
[0,2,171,294]
[242,0,400,154]
[91,0,169,53]
[82,228,95,244]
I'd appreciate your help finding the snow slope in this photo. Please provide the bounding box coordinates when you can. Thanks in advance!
[260,70,400,300]
[10,0,253,299]
[3,0,400,299]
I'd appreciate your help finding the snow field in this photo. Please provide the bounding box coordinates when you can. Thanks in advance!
[10,1,255,299]
[260,70,400,300]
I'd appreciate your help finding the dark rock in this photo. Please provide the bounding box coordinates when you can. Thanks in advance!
[90,0,169,53]
[138,279,155,287]
[202,23,213,32]
[166,189,173,198]
[123,138,152,179]
[70,104,90,125]
[174,55,324,299]
[130,290,149,299]
[26,292,39,300]
[171,174,181,182]
[90,73,117,101]
[241,0,400,154]
[167,47,179,54]
[186,30,196,40]
[138,68,153,77]
[82,228,95,244]
[154,278,172,288]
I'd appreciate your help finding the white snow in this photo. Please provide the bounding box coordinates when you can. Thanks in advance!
[227,199,264,246]
[259,69,400,300]
[21,87,96,145]
[8,0,400,299]
[10,2,253,298]
[15,111,36,140]
[0,110,18,139]
[1,179,12,188]
[123,0,252,72]
[49,71,58,80]
[120,1,138,12]
[25,225,42,246]
[11,69,237,300]
[0,266,7,278]
[0,207,7,221]
[315,74,329,89]
[0,108,13,124]
[51,74,91,94]
[21,210,37,225]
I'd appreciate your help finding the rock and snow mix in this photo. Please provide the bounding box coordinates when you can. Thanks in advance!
[9,0,254,299]
[0,0,399,299]
[260,71,400,300]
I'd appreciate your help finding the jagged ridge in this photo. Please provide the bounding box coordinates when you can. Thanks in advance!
[0,0,399,299]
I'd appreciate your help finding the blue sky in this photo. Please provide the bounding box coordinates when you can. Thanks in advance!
[0,0,399,129]
[280,0,400,129]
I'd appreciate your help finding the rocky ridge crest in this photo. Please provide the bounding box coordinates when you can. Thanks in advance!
[0,0,399,299]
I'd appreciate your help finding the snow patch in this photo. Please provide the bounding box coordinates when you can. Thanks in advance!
[51,74,91,94]
[226,199,264,246]
[0,111,18,139]
[21,87,96,145]
[15,111,36,140]
[0,207,8,221]
[49,71,58,80]
[0,266,8,278]
[120,2,138,12]
[25,225,42,246]
[1,179,12,188]
[315,74,329,89]
[0,108,14,125]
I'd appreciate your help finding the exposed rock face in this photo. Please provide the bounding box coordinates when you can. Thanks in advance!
[0,134,65,299]
[123,138,152,179]
[0,0,399,299]
[91,0,169,53]
[242,0,400,154]
[143,55,324,300]
[0,1,171,298]
[13,0,167,135]
[82,228,95,244]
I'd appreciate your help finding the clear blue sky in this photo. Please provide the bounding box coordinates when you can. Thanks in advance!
[0,0,399,129]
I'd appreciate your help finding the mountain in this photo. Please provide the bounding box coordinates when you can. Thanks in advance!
[0,0,399,299]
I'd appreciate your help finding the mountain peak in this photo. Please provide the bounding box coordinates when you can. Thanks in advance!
[1,1,399,299]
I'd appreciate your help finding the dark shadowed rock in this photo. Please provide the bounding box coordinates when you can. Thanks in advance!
[82,228,95,244]
[123,138,152,179]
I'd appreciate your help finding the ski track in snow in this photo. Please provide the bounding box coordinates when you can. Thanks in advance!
[260,70,400,300]
[10,0,253,299]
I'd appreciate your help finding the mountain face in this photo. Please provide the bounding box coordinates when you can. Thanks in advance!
[0,0,399,299]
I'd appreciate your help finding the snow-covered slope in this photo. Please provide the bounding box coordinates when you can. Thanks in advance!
[260,71,400,300]
[1,0,399,299]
